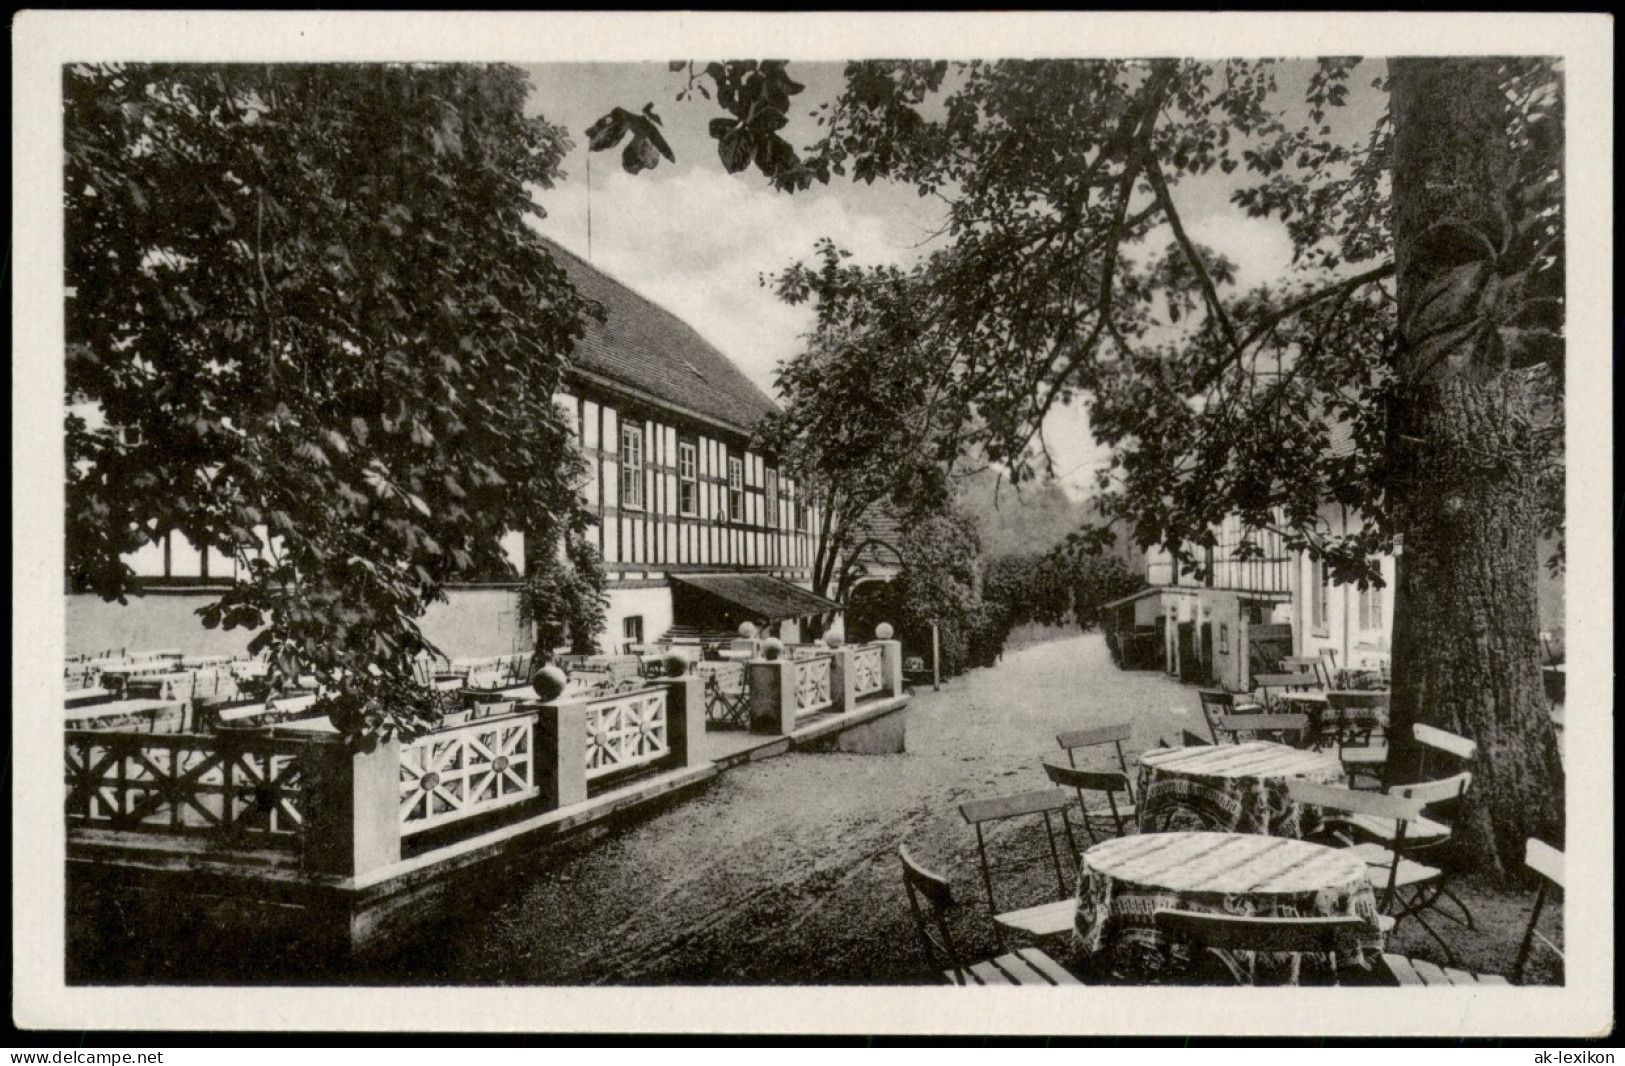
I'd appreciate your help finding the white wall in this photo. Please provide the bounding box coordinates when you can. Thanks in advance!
[605,586,674,653]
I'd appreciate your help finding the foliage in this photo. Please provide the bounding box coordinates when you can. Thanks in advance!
[517,529,609,655]
[982,547,1145,636]
[65,63,597,741]
[602,56,1565,873]
[888,509,991,675]
[601,57,1563,583]
[755,253,954,600]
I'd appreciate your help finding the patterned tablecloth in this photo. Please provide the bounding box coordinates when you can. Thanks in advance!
[1074,831,1383,976]
[1137,742,1347,837]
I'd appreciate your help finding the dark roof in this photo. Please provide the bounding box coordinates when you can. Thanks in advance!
[541,237,781,436]
[671,573,842,622]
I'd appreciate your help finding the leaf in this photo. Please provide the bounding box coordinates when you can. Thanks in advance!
[585,111,627,152]
[717,128,754,174]
[668,60,688,73]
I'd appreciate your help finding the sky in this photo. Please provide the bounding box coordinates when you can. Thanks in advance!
[520,60,1386,496]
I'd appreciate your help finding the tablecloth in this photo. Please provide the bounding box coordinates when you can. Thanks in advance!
[1074,831,1383,978]
[1137,741,1347,837]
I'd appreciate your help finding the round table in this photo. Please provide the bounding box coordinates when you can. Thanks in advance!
[1136,741,1347,837]
[1074,831,1383,976]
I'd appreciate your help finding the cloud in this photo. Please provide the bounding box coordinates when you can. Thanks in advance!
[534,165,942,399]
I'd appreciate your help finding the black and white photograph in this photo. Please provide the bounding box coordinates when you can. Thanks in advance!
[12,10,1612,1038]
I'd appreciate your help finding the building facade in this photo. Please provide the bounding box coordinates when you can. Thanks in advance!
[66,239,838,659]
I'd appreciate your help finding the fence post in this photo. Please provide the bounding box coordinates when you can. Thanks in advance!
[748,658,797,735]
[656,676,706,770]
[878,640,905,698]
[303,735,402,879]
[828,646,856,715]
[536,699,590,809]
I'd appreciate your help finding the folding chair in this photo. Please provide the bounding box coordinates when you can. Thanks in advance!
[1044,763,1133,844]
[1154,910,1371,985]
[1340,771,1478,930]
[1056,721,1140,816]
[1329,691,1391,786]
[958,788,1080,945]
[1196,689,1260,742]
[1252,672,1322,712]
[1512,838,1565,984]
[1211,713,1311,747]
[1281,656,1331,689]
[698,662,750,728]
[1285,780,1460,964]
[898,846,1081,986]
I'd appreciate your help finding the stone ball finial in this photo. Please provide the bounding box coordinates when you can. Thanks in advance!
[875,623,894,640]
[531,664,569,702]
[738,621,758,639]
[761,637,785,660]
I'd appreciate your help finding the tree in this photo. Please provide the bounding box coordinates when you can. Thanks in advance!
[754,244,954,601]
[891,508,989,676]
[65,63,600,742]
[597,56,1564,875]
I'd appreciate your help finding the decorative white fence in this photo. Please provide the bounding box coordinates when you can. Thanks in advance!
[793,655,835,716]
[851,644,885,699]
[584,687,671,781]
[65,730,310,841]
[399,711,539,836]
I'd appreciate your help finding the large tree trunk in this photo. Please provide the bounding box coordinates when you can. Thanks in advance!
[1384,58,1564,879]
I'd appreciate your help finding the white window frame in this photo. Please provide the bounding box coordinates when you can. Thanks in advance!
[764,469,779,529]
[678,441,697,517]
[621,422,644,510]
[727,456,744,522]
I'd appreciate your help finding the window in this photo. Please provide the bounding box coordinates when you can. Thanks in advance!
[797,494,810,532]
[764,469,778,528]
[727,456,744,522]
[1218,623,1229,655]
[620,422,643,509]
[1310,559,1329,635]
[623,615,644,646]
[678,441,697,516]
[1359,582,1384,632]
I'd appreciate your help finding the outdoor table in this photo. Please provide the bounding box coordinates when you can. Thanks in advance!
[1136,741,1347,837]
[65,698,184,733]
[1073,831,1383,978]
[64,687,113,709]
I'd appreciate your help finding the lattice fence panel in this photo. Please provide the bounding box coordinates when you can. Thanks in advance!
[399,714,538,834]
[584,689,670,780]
[794,656,834,716]
[851,645,885,699]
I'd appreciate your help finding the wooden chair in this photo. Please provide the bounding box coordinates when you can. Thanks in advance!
[1212,713,1311,746]
[958,788,1081,945]
[1044,763,1133,843]
[1413,722,1476,777]
[898,846,1081,986]
[1512,838,1565,983]
[1196,689,1260,741]
[1252,672,1321,711]
[1056,721,1140,814]
[1284,780,1460,964]
[1376,954,1509,987]
[1281,656,1331,689]
[1342,771,1478,931]
[1154,910,1371,985]
[697,662,750,728]
[1328,691,1392,786]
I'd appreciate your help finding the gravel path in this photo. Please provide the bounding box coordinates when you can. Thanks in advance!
[377,630,1206,985]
